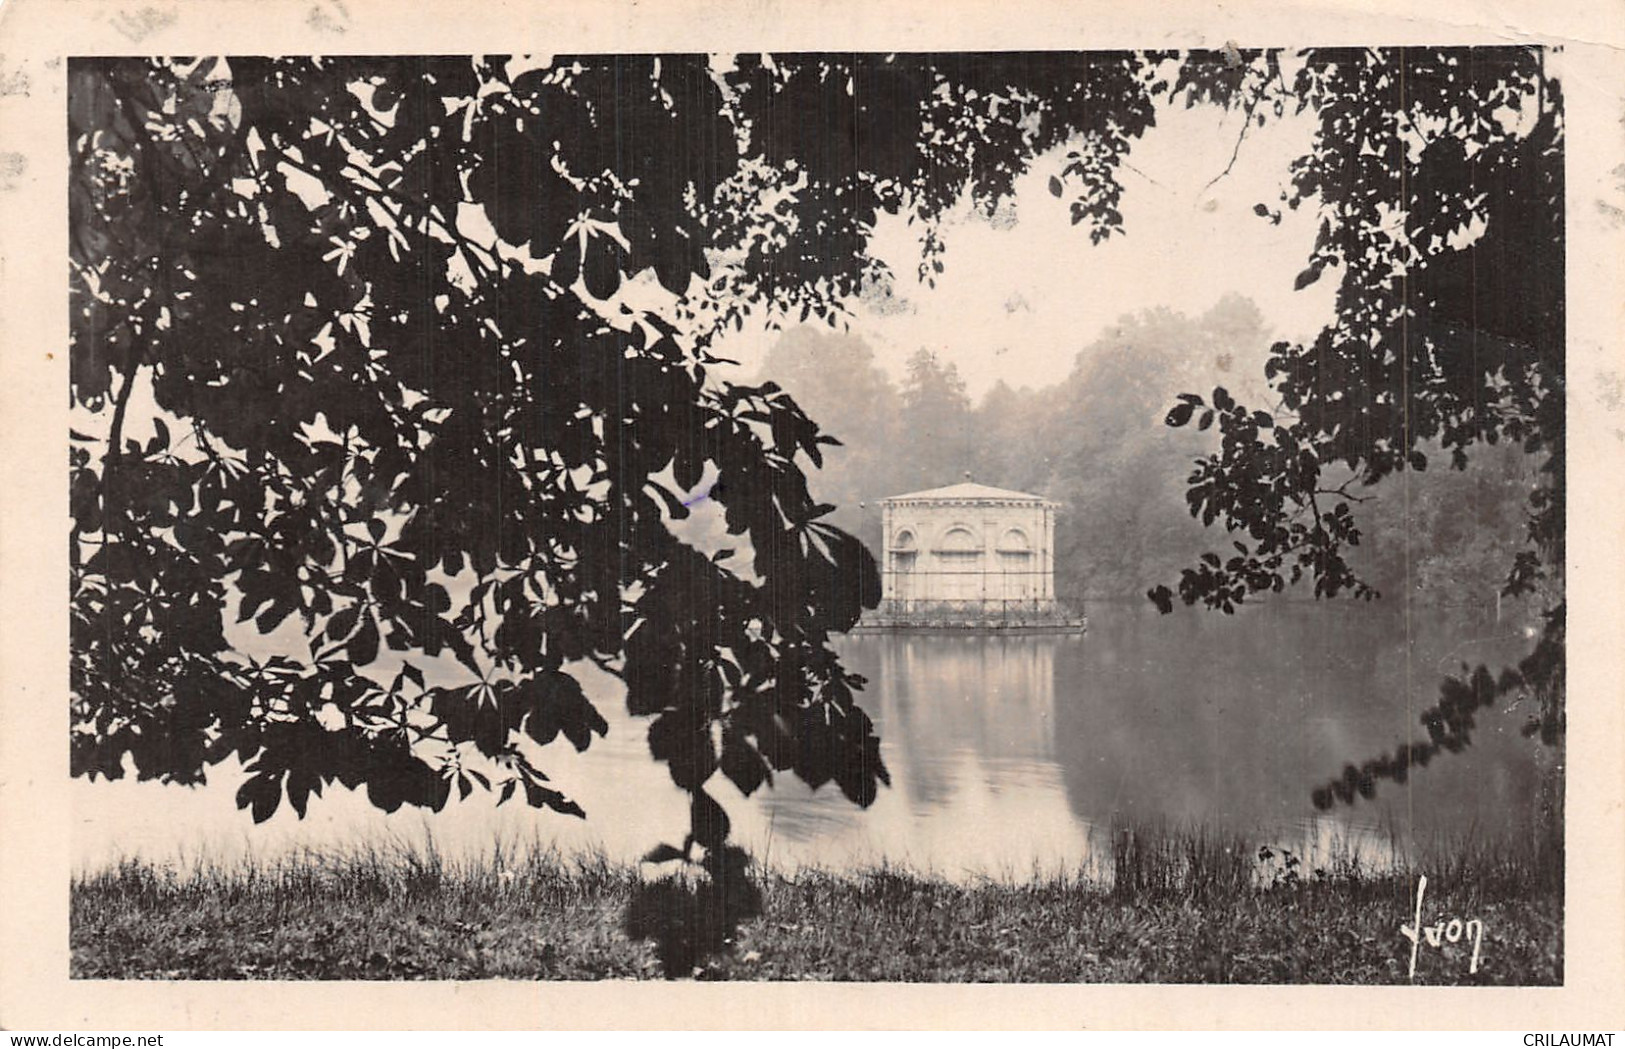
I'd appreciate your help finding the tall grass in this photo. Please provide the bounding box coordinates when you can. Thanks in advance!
[78,834,631,910]
[72,820,1562,983]
[1109,820,1254,902]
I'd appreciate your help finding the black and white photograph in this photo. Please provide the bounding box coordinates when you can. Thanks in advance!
[4,0,1625,1031]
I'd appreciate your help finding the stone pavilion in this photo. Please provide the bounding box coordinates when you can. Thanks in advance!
[861,482,1085,632]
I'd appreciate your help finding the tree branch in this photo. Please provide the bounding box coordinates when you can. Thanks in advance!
[1200,83,1264,195]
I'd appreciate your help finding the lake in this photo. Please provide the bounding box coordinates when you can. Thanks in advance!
[73,599,1554,878]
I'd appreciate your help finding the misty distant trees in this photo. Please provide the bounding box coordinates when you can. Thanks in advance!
[760,296,1536,607]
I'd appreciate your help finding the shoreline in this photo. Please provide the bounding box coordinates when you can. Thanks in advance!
[71,828,1563,983]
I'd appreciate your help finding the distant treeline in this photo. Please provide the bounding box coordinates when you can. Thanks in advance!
[757,296,1537,606]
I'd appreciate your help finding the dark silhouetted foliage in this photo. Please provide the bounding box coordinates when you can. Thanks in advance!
[70,51,1160,971]
[1143,50,1564,806]
[70,49,1563,970]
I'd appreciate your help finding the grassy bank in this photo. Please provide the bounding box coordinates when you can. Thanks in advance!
[71,829,1562,983]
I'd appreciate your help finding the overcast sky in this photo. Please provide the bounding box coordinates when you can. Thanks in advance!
[726,96,1341,401]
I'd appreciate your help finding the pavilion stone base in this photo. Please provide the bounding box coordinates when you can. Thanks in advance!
[853,599,1087,634]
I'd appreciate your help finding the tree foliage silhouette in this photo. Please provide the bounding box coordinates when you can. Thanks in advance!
[69,52,1159,968]
[70,49,1563,968]
[1141,49,1564,807]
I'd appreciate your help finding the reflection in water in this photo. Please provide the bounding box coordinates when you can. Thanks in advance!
[881,634,1063,806]
[1041,602,1549,872]
[747,634,1091,875]
[73,601,1553,880]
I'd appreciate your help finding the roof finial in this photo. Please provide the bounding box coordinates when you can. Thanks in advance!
[964,470,973,482]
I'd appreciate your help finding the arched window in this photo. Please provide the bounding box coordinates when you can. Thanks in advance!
[997,528,1030,552]
[933,526,983,600]
[890,529,919,600]
[998,528,1033,600]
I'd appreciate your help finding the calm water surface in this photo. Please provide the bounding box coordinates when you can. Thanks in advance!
[74,600,1551,878]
